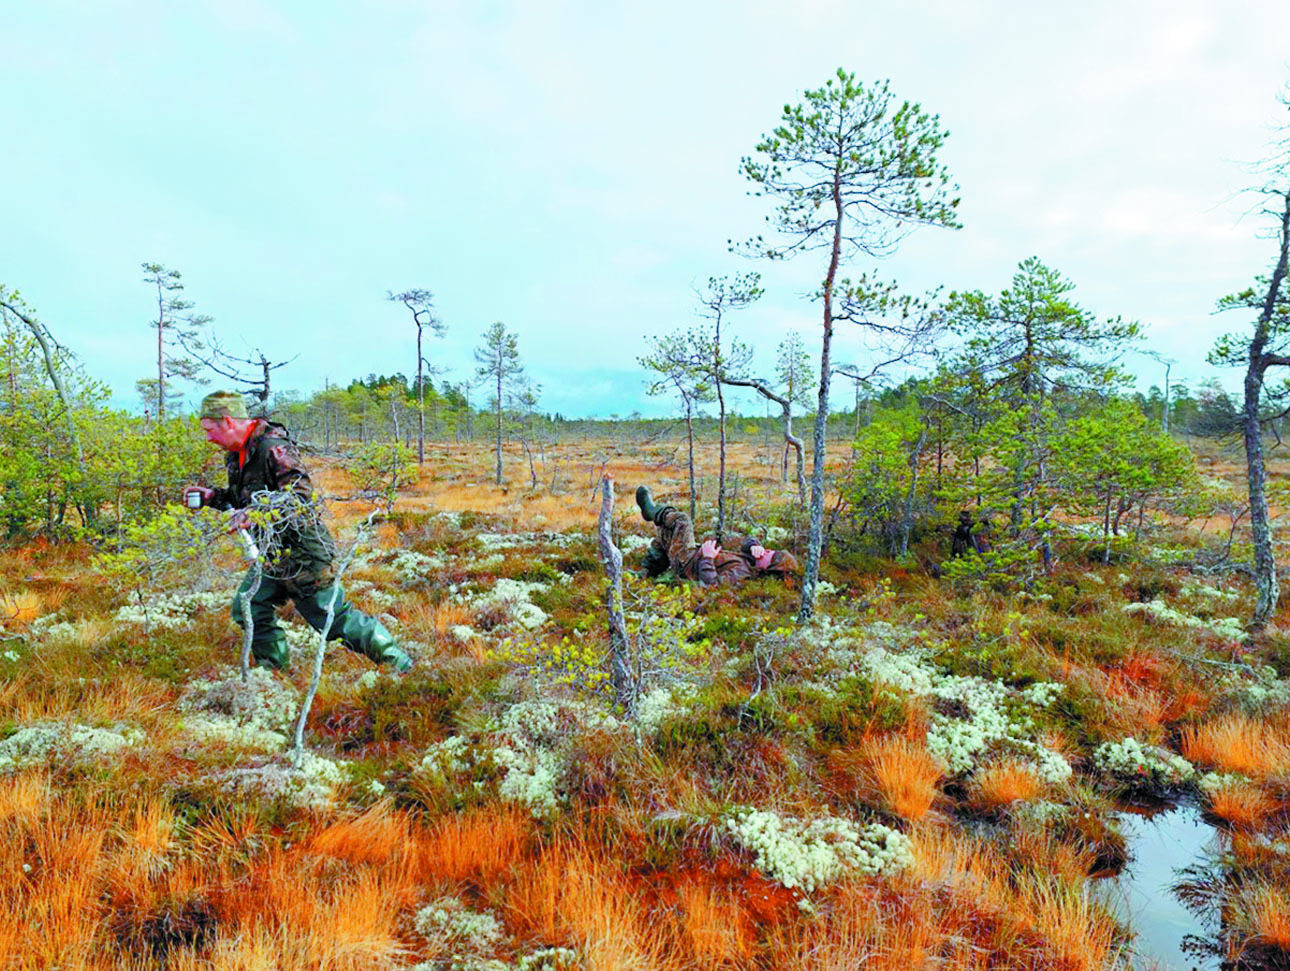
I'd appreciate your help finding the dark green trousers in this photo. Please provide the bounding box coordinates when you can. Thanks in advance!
[230,569,406,671]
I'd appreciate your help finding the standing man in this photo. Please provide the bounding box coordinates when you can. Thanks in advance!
[186,390,413,673]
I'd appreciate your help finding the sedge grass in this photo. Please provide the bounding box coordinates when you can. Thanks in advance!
[1182,713,1290,779]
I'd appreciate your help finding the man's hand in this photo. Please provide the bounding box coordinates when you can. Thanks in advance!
[749,544,767,559]
[227,509,251,533]
[184,485,215,507]
[699,539,721,559]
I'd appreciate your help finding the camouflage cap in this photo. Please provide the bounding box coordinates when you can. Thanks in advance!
[199,390,249,420]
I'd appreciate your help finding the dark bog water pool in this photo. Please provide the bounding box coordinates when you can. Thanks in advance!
[1099,803,1220,971]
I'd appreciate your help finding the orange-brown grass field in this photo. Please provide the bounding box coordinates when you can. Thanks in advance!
[9,435,1290,968]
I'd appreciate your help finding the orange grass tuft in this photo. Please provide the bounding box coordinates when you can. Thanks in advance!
[431,600,475,637]
[675,881,755,967]
[1009,826,1099,883]
[970,759,1044,812]
[111,797,178,882]
[908,825,1015,912]
[1182,714,1290,778]
[0,587,49,625]
[417,806,533,883]
[1016,873,1119,971]
[767,882,939,971]
[1239,884,1290,949]
[220,848,414,966]
[310,800,409,865]
[21,817,110,967]
[1206,778,1279,830]
[0,770,49,826]
[859,735,944,821]
[1102,674,1170,735]
[905,825,1117,970]
[505,840,674,968]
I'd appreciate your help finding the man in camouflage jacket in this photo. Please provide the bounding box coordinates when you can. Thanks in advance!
[186,390,412,673]
[634,486,753,586]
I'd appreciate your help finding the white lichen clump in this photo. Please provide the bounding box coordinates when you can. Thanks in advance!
[23,614,81,645]
[1199,771,1250,793]
[215,750,346,809]
[414,699,619,818]
[725,808,913,892]
[1217,665,1290,711]
[1093,737,1196,789]
[415,735,473,786]
[862,642,1069,780]
[413,895,506,955]
[113,590,233,629]
[176,666,298,751]
[380,548,446,583]
[471,579,552,630]
[618,534,653,555]
[0,721,145,773]
[1123,598,1245,642]
[633,686,694,736]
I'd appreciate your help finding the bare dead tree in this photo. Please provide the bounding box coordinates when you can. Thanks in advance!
[1208,87,1290,633]
[293,508,380,757]
[596,474,635,712]
[181,329,297,415]
[639,333,713,523]
[0,291,85,482]
[693,274,760,542]
[720,374,806,506]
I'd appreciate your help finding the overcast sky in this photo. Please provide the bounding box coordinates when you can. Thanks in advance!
[3,0,1289,418]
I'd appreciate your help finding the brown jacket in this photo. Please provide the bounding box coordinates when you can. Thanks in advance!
[648,507,753,586]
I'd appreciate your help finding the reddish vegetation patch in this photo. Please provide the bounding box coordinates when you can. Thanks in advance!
[644,855,799,928]
[1116,650,1167,686]
[305,698,417,758]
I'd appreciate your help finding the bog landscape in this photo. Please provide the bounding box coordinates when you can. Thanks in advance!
[5,67,1290,971]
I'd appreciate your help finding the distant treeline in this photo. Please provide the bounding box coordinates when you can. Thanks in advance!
[262,369,1246,450]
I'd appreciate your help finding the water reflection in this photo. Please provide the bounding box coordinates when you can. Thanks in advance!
[1099,803,1221,971]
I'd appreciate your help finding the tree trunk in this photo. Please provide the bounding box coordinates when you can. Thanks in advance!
[1245,191,1290,634]
[685,397,697,523]
[417,325,425,465]
[799,166,845,623]
[781,410,790,484]
[715,329,727,543]
[521,438,538,490]
[495,372,503,485]
[1246,361,1279,631]
[156,285,166,422]
[596,476,635,713]
[782,407,805,506]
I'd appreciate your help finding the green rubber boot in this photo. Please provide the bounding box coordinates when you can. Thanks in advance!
[369,623,414,673]
[334,607,413,672]
[636,486,660,523]
[252,628,291,670]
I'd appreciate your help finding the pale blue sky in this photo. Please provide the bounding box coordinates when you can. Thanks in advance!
[3,0,1289,418]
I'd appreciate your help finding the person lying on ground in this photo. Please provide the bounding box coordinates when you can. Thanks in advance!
[634,486,754,586]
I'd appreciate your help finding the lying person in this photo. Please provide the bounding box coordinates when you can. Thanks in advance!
[635,486,750,585]
[635,486,797,585]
